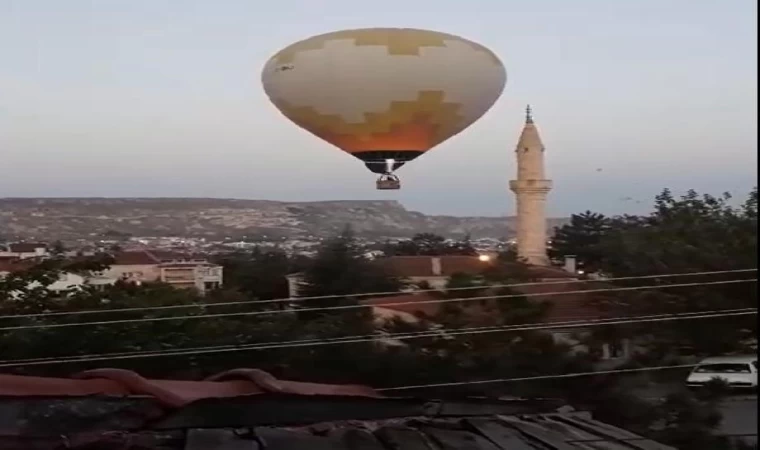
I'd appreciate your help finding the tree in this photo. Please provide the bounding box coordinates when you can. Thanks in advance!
[553,187,758,358]
[444,272,484,298]
[50,240,67,256]
[385,233,477,256]
[296,227,403,321]
[598,188,757,275]
[603,189,756,356]
[549,211,612,271]
[0,257,314,379]
[448,233,479,256]
[216,246,299,301]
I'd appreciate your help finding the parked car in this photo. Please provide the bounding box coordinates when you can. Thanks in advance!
[686,355,758,389]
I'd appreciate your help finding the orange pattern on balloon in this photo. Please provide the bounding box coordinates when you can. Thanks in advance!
[274,91,465,151]
[313,117,440,153]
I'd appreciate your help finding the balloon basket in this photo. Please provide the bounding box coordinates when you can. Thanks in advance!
[376,174,400,190]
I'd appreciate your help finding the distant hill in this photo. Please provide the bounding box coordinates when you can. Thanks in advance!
[0,198,570,241]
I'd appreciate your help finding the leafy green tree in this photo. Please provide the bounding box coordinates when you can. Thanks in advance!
[298,227,402,300]
[448,233,479,256]
[496,245,519,263]
[50,240,67,256]
[549,211,612,270]
[444,272,484,298]
[544,187,757,357]
[385,233,477,256]
[598,188,757,357]
[216,246,301,301]
[599,188,756,275]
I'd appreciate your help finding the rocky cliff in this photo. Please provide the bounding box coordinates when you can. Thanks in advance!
[0,198,569,241]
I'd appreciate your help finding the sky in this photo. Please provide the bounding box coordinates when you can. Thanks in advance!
[0,0,757,217]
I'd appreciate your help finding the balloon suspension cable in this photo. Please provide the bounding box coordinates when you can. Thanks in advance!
[376,159,401,190]
[385,158,396,174]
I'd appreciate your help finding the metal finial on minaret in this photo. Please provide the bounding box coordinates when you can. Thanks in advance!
[525,104,533,124]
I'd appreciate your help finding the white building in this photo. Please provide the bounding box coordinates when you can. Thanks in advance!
[0,267,116,298]
[2,250,224,296]
[105,251,223,295]
[0,243,50,260]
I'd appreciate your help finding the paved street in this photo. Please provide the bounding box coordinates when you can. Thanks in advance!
[718,398,757,444]
[633,381,756,442]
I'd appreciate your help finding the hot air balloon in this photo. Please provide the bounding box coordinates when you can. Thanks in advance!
[261,28,507,190]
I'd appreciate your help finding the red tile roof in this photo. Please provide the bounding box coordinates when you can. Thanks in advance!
[160,262,219,268]
[362,282,608,325]
[0,368,380,408]
[112,251,160,265]
[7,242,47,253]
[511,282,610,322]
[150,250,208,262]
[149,250,190,261]
[362,293,443,318]
[0,259,37,273]
[502,263,578,280]
[378,256,495,277]
[377,257,575,280]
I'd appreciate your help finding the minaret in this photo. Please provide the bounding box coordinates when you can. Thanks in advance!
[509,105,553,266]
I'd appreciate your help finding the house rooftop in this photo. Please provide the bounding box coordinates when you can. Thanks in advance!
[150,250,207,262]
[362,282,610,324]
[0,368,378,408]
[362,292,443,318]
[112,250,210,266]
[160,262,220,268]
[378,255,496,277]
[7,242,48,253]
[112,250,161,265]
[0,368,675,449]
[376,256,576,280]
[511,281,612,322]
[0,259,37,274]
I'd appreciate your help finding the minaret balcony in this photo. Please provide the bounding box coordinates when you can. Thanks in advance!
[509,179,553,193]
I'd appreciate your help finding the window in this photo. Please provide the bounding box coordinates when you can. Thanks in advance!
[609,340,625,358]
[693,364,751,374]
[600,339,627,360]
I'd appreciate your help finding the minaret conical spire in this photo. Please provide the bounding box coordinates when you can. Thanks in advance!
[515,105,545,156]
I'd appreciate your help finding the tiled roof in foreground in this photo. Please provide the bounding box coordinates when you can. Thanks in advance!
[0,368,379,407]
[0,368,675,449]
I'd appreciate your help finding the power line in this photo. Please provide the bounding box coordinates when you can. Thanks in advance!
[7,308,751,365]
[565,434,758,445]
[375,364,704,391]
[0,308,754,368]
[0,278,754,332]
[1,268,754,320]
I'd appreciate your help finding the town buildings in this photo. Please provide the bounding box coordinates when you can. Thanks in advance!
[286,254,631,365]
[0,246,223,296]
[105,251,223,294]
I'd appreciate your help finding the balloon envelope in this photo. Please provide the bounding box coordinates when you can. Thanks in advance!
[261,28,507,174]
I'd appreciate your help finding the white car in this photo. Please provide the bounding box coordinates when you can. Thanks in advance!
[686,355,758,389]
